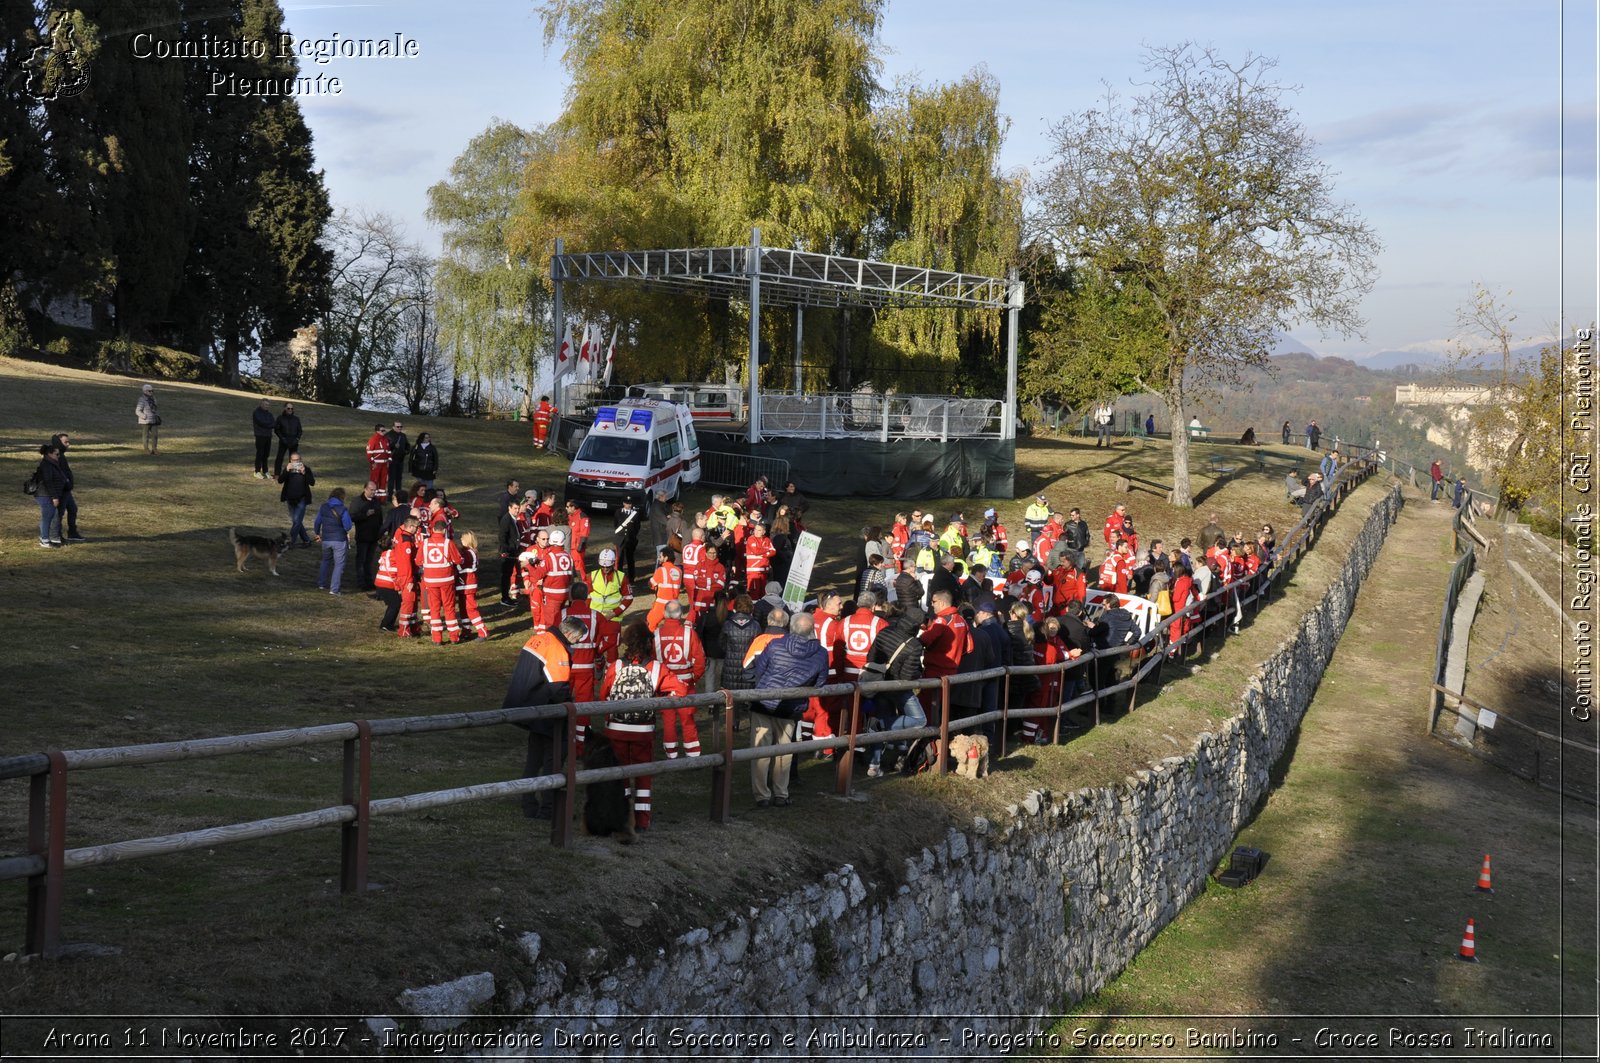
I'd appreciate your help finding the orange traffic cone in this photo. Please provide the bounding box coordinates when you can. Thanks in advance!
[1457,918,1479,963]
[1475,854,1494,894]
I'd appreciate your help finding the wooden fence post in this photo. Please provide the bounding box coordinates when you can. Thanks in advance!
[340,720,372,895]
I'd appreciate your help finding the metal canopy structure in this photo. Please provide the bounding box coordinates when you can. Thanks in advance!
[551,228,1024,443]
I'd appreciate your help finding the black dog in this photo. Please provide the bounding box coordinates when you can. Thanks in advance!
[582,732,636,844]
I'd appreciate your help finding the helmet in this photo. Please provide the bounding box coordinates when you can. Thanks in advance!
[1026,568,1043,583]
[548,529,566,546]
[599,548,617,566]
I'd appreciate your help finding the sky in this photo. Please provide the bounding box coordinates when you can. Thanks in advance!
[282,0,1598,360]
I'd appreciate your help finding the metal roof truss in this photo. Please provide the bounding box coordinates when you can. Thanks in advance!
[553,245,1016,311]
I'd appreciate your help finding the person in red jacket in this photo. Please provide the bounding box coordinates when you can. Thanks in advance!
[391,517,421,637]
[532,395,555,449]
[565,585,603,757]
[1021,617,1067,746]
[839,592,887,681]
[646,546,684,630]
[1018,567,1053,622]
[689,543,726,624]
[365,423,392,501]
[889,512,910,573]
[519,527,550,627]
[455,530,490,639]
[920,589,972,686]
[653,601,706,757]
[1099,539,1134,593]
[984,509,1009,557]
[802,592,846,754]
[1168,561,1196,660]
[374,530,405,633]
[743,520,776,596]
[564,498,591,555]
[420,521,464,644]
[1050,557,1087,614]
[1117,516,1139,558]
[681,526,707,589]
[528,491,555,528]
[536,528,578,633]
[1103,503,1128,546]
[600,622,690,831]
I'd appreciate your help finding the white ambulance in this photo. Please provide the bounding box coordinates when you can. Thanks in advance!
[564,399,702,513]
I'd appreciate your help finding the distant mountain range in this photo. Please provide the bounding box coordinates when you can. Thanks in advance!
[1271,333,1555,372]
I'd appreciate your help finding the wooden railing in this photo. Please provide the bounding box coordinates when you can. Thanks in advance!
[0,457,1385,958]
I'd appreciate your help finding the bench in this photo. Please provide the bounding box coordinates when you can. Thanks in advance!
[1187,424,1211,439]
[1206,455,1240,478]
[1115,473,1175,505]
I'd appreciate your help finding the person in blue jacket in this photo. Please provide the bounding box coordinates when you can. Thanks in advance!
[314,486,355,595]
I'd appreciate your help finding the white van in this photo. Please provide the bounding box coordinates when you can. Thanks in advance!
[564,399,702,513]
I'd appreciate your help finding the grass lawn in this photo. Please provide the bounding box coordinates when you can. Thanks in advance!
[0,355,1369,1020]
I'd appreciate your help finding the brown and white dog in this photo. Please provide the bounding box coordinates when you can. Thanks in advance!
[229,527,287,576]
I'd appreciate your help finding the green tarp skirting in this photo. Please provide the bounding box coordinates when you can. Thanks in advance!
[699,433,1016,501]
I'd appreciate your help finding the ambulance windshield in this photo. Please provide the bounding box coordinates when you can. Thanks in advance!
[576,434,648,465]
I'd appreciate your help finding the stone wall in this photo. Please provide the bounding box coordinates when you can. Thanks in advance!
[258,324,319,394]
[402,483,1405,1056]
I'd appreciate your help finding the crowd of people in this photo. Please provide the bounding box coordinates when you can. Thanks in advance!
[492,471,1289,831]
[26,387,1324,835]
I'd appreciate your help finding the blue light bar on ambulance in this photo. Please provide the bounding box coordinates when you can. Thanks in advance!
[593,407,617,426]
[628,408,654,430]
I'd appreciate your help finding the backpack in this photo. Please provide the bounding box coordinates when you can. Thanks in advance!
[23,466,40,496]
[609,660,658,726]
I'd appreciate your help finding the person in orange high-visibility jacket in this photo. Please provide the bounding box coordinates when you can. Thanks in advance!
[742,609,787,669]
[531,396,555,449]
[743,521,776,596]
[420,521,464,644]
[455,530,490,639]
[503,619,577,820]
[600,622,689,831]
[688,544,726,624]
[653,601,706,757]
[365,422,392,501]
[535,528,577,633]
[646,546,684,630]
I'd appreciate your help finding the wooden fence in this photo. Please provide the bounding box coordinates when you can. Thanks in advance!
[0,457,1384,958]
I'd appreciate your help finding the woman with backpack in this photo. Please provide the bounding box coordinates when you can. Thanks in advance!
[598,621,689,832]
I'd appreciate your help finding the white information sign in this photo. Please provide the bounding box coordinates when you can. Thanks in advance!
[782,532,822,609]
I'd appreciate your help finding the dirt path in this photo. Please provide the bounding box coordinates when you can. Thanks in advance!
[1061,491,1597,1057]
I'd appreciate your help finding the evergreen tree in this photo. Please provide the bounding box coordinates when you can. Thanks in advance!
[174,0,330,386]
[74,0,193,337]
[0,2,107,329]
